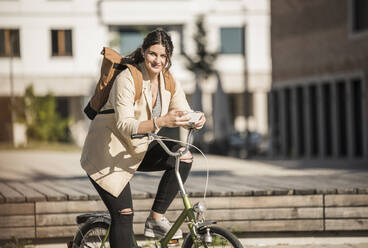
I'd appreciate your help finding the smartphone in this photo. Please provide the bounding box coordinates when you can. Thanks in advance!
[186,112,202,123]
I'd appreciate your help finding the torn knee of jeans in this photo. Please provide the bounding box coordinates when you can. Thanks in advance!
[119,208,133,215]
[180,157,193,163]
[179,150,193,163]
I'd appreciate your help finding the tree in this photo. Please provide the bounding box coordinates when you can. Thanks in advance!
[24,85,70,142]
[183,15,219,151]
[183,15,218,79]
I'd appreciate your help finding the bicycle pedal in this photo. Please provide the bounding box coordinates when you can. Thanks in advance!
[167,239,180,247]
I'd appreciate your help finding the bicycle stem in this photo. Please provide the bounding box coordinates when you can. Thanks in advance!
[156,129,194,197]
[154,129,193,156]
[133,129,194,198]
[175,155,187,196]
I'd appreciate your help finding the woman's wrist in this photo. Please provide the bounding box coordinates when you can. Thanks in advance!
[152,117,159,130]
[156,116,164,128]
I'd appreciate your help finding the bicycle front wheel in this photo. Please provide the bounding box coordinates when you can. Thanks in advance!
[73,221,110,248]
[182,226,243,248]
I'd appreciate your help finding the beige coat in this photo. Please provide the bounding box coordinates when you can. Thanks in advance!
[80,63,191,197]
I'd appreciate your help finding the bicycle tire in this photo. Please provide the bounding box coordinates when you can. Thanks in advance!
[182,225,244,248]
[73,221,110,248]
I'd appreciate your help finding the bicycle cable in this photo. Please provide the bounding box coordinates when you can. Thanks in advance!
[159,137,209,203]
[137,135,210,208]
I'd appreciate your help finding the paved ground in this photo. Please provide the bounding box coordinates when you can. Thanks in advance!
[1,150,368,196]
[238,236,368,248]
[26,236,368,248]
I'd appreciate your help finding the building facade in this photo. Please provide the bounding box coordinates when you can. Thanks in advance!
[0,0,107,146]
[0,0,271,147]
[269,0,368,159]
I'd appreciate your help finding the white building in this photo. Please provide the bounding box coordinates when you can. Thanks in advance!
[0,0,270,148]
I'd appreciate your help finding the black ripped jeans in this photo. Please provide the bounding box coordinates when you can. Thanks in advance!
[89,141,192,248]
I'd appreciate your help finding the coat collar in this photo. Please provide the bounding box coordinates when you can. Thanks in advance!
[139,63,153,114]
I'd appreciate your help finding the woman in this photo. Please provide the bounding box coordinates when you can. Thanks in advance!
[80,28,206,247]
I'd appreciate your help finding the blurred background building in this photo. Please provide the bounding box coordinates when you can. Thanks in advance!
[269,0,368,159]
[0,0,271,152]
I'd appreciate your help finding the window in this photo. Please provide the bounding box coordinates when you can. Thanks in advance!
[117,25,183,56]
[220,27,245,54]
[120,31,145,56]
[0,29,20,57]
[51,29,73,56]
[352,0,368,33]
[228,93,243,122]
[243,91,253,117]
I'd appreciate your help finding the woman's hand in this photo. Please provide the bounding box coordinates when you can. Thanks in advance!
[157,109,191,128]
[192,112,206,130]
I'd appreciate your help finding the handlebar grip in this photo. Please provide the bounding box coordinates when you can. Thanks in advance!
[131,134,148,139]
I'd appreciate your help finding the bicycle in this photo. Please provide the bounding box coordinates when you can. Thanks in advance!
[69,129,244,248]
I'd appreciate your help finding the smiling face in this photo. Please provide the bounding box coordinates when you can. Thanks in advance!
[142,44,167,77]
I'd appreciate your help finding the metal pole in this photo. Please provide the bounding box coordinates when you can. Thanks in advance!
[243,24,250,138]
[9,32,15,147]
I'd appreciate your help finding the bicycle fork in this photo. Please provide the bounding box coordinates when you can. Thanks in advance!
[157,155,214,248]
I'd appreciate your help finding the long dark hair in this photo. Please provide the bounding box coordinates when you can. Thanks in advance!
[124,28,174,70]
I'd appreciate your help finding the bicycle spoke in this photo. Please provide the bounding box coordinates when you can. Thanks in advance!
[185,226,242,248]
[193,233,235,248]
[80,227,110,248]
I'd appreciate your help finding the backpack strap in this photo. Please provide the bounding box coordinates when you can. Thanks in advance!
[125,64,143,102]
[163,70,176,97]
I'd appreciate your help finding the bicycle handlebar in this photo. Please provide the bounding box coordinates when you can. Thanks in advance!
[131,129,195,197]
[131,129,195,157]
[131,133,149,139]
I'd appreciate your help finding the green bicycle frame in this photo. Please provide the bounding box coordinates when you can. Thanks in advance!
[97,130,199,248]
[100,225,110,248]
[98,194,198,248]
[159,195,197,247]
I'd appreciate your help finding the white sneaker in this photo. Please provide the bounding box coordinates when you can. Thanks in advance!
[144,216,183,239]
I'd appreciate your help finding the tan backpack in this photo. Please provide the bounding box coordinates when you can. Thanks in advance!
[84,47,176,120]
